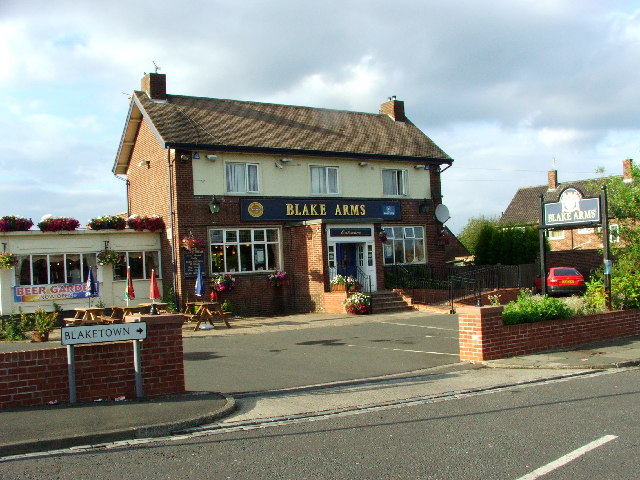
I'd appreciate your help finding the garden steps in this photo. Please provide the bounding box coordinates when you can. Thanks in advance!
[370,291,414,313]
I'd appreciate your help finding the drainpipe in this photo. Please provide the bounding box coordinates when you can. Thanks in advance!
[167,148,179,311]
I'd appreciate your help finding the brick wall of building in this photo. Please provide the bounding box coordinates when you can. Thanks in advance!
[0,315,185,409]
[458,306,640,363]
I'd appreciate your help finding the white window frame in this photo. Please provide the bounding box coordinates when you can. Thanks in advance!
[382,226,426,265]
[113,251,162,281]
[225,162,260,194]
[546,229,565,240]
[209,227,281,274]
[382,169,408,196]
[15,253,97,286]
[310,166,339,195]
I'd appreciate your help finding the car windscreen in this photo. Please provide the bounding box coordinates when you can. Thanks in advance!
[553,268,581,276]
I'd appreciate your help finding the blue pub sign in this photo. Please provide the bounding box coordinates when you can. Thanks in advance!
[240,198,401,222]
[543,188,600,228]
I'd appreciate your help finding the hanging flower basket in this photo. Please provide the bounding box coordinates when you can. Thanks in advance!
[379,230,388,243]
[88,215,126,230]
[0,252,18,269]
[37,215,80,232]
[267,270,288,287]
[0,216,33,232]
[211,274,235,292]
[97,249,120,266]
[343,292,371,315]
[181,234,205,252]
[126,214,165,232]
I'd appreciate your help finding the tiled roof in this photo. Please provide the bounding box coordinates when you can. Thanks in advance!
[498,178,612,226]
[134,92,453,161]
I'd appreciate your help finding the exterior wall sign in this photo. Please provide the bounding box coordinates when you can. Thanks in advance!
[241,199,401,222]
[329,228,372,237]
[183,251,206,278]
[543,188,601,227]
[14,282,98,303]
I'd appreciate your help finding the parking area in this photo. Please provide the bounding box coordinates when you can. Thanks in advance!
[183,311,461,394]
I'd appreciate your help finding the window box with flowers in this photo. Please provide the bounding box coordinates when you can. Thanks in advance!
[343,292,371,315]
[181,234,205,253]
[267,270,288,287]
[97,249,120,266]
[88,215,126,230]
[37,215,80,232]
[0,215,33,232]
[0,252,18,269]
[211,274,235,292]
[126,214,165,232]
[330,274,361,293]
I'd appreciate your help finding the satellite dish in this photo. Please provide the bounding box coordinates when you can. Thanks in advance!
[435,204,450,224]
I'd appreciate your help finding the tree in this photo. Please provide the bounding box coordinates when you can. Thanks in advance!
[457,215,499,254]
[587,162,640,309]
[474,224,540,265]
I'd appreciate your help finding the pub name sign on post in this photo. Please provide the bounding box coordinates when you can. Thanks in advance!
[543,187,601,228]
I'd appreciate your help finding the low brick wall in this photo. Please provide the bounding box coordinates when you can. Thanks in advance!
[323,291,348,314]
[459,306,640,363]
[0,314,185,408]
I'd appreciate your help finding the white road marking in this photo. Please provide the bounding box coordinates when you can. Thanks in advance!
[381,321,456,331]
[347,344,458,356]
[515,434,618,480]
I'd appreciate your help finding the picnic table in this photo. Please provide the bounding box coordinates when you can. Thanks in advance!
[184,301,232,331]
[66,307,105,326]
[107,305,145,322]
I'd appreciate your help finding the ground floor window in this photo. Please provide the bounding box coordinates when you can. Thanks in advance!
[15,253,97,286]
[113,251,161,280]
[209,227,281,273]
[382,226,425,265]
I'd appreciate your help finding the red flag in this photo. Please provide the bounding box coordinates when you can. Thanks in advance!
[149,269,160,300]
[126,266,135,300]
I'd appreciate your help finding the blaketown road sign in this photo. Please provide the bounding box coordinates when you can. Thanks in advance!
[61,323,147,346]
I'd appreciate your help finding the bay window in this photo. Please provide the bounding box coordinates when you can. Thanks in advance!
[382,226,425,265]
[210,228,281,273]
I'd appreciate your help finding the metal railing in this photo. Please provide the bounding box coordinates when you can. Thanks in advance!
[328,267,372,293]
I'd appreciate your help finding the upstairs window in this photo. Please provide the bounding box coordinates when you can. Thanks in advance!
[310,166,339,194]
[226,163,259,193]
[382,169,408,196]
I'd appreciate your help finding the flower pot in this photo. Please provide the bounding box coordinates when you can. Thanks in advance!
[32,331,50,342]
[332,284,346,292]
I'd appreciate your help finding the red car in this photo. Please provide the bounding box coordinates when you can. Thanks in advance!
[534,267,586,296]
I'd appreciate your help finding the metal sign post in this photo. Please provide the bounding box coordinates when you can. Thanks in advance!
[600,186,612,310]
[62,322,147,404]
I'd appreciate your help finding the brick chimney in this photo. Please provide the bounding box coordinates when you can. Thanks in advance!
[141,73,167,101]
[623,158,633,183]
[380,96,406,122]
[548,170,558,190]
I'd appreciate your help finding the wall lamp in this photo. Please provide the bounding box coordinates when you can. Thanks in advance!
[414,164,429,170]
[358,162,369,167]
[274,161,284,169]
[208,195,221,214]
[419,198,432,214]
[192,152,200,159]
[206,154,217,161]
[280,158,292,163]
[180,154,191,163]
[137,160,150,168]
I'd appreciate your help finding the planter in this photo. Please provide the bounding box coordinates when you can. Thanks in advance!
[331,284,346,292]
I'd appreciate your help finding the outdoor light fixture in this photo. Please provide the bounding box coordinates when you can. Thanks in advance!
[419,199,432,214]
[274,161,284,169]
[192,152,200,159]
[206,154,217,161]
[414,164,429,170]
[208,195,221,214]
[137,160,150,168]
[358,162,369,167]
[280,158,292,163]
[180,154,190,163]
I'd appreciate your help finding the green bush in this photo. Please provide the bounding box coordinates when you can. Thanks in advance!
[502,290,574,325]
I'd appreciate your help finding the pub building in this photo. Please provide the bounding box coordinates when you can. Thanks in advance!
[113,73,455,315]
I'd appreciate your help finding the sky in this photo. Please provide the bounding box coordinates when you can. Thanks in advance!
[1,0,639,234]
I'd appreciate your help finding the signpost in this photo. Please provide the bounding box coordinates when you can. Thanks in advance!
[62,322,147,403]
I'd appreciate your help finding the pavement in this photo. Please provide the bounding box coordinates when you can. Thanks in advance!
[1,310,639,459]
